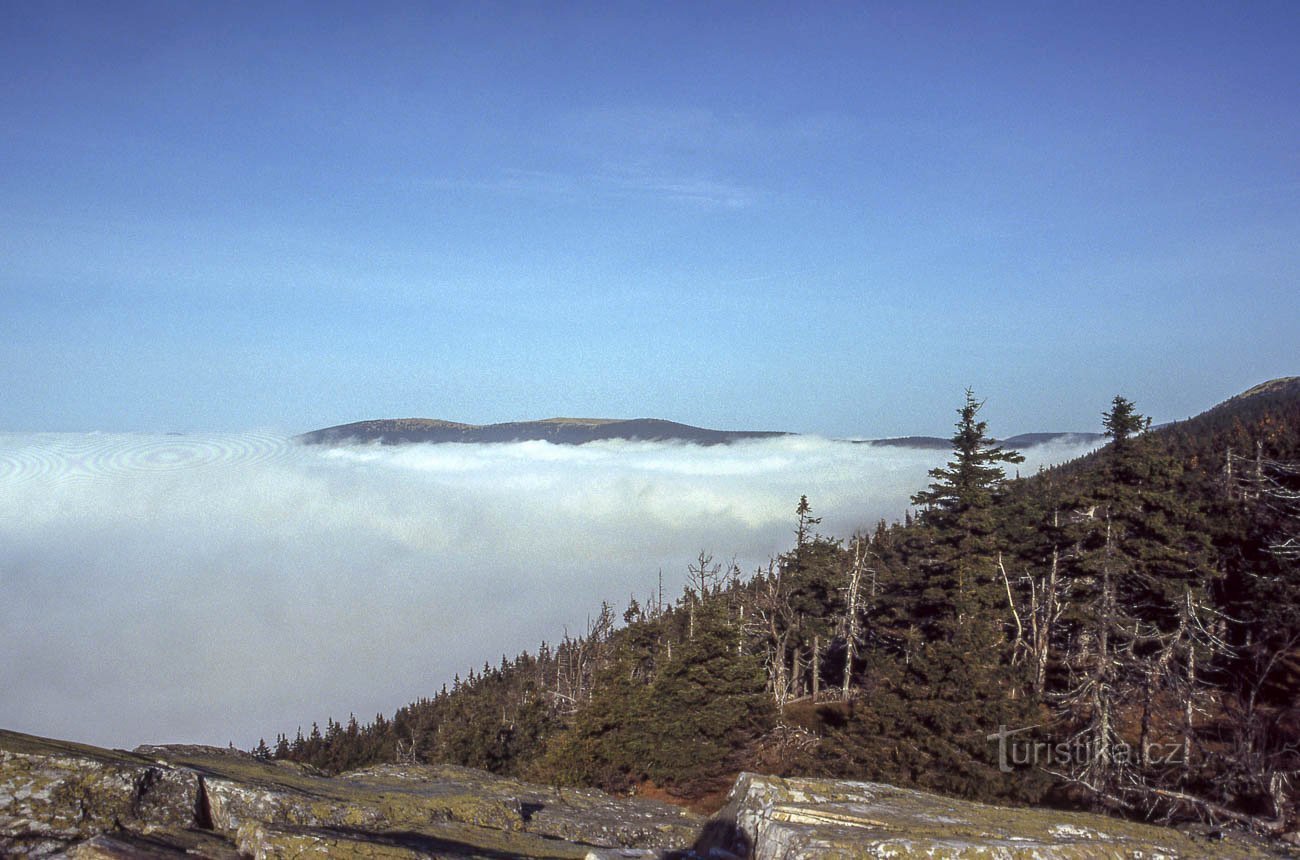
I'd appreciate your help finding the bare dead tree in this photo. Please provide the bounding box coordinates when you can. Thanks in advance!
[685,551,722,641]
[1228,449,1300,558]
[1053,510,1142,801]
[752,559,797,709]
[394,727,421,765]
[841,535,872,702]
[1052,505,1242,825]
[551,603,617,713]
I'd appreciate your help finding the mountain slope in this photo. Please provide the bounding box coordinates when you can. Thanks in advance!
[1045,376,1300,479]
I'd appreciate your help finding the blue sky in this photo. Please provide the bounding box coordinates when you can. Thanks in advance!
[2,2,1296,437]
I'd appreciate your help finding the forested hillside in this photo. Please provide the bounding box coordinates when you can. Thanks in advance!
[264,379,1300,835]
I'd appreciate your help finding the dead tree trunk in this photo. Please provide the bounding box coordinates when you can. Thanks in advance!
[842,536,868,702]
[812,635,820,700]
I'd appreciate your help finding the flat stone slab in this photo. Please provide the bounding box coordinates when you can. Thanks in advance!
[698,773,1275,859]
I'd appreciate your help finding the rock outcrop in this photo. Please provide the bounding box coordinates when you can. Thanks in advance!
[1,730,1280,858]
[0,730,697,858]
[697,773,1274,859]
[0,732,204,857]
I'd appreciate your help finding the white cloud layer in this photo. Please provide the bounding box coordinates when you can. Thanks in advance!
[0,433,1098,749]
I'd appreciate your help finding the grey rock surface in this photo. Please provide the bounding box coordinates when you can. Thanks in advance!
[1,730,696,858]
[697,772,1273,859]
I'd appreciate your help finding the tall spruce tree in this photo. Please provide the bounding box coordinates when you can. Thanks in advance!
[889,391,1039,799]
[910,389,1025,632]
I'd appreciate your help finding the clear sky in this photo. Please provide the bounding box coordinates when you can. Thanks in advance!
[2,2,1296,437]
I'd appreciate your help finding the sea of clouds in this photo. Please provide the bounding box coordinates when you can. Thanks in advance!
[0,432,1099,749]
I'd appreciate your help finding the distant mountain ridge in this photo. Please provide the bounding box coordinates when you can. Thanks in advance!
[861,432,1104,449]
[296,417,1105,448]
[295,417,789,446]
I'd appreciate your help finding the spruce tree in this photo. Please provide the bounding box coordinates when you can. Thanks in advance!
[909,389,1024,632]
[891,390,1037,799]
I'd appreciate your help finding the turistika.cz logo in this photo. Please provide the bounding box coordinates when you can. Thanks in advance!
[986,725,1186,774]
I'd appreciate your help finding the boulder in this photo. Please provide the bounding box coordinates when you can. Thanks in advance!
[699,773,1270,859]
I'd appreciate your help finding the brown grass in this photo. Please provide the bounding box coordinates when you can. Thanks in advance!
[634,778,734,816]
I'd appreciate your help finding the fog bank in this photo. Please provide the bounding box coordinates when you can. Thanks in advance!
[0,432,1098,748]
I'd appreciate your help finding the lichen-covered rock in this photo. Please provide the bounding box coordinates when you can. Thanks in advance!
[234,821,438,859]
[0,732,200,857]
[702,773,1273,859]
[1,730,699,857]
[345,763,700,849]
[232,818,603,859]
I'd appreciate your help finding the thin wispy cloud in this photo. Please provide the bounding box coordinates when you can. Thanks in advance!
[0,432,1099,749]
